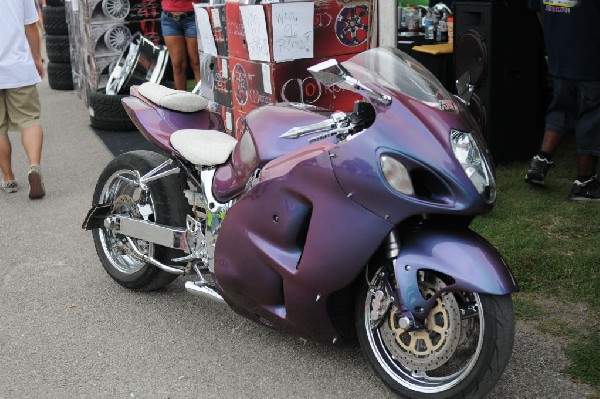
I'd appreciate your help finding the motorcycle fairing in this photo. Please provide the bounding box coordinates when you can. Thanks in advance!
[329,92,491,225]
[392,228,518,321]
[214,148,393,345]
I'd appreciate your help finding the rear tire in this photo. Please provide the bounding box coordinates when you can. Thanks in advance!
[356,269,515,398]
[92,151,190,291]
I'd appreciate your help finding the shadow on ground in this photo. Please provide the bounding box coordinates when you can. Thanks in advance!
[93,128,154,157]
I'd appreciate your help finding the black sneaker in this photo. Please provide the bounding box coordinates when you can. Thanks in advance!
[525,155,554,187]
[568,176,600,201]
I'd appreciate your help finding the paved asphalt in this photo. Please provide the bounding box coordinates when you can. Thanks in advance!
[0,68,594,398]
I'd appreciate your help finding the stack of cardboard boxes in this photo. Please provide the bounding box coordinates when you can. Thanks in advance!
[194,0,373,139]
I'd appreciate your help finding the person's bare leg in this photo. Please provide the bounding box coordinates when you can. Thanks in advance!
[21,123,43,166]
[185,36,200,84]
[0,134,15,181]
[539,129,563,155]
[576,154,598,179]
[21,124,45,198]
[164,35,188,90]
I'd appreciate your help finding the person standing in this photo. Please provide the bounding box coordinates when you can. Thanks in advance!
[525,0,600,201]
[161,0,201,91]
[0,0,46,199]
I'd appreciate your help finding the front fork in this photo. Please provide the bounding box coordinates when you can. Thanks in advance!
[368,230,431,332]
[368,244,462,332]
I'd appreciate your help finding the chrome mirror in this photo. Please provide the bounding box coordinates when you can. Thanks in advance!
[308,59,352,87]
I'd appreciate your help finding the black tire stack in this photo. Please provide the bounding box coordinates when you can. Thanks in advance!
[43,1,74,90]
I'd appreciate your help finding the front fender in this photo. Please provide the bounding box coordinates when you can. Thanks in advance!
[392,228,518,318]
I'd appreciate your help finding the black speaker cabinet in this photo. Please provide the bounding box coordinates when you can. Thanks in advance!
[454,0,547,164]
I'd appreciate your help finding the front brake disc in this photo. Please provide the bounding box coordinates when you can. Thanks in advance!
[380,277,461,371]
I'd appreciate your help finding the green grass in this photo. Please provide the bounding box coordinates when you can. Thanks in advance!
[471,136,600,393]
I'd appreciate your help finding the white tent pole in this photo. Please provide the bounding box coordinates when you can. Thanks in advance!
[378,0,398,48]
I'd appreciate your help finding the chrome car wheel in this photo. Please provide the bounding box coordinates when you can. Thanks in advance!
[356,267,514,398]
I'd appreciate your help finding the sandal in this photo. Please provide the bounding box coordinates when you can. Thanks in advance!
[0,179,18,193]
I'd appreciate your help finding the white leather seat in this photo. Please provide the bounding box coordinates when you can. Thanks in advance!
[138,82,208,113]
[170,129,237,166]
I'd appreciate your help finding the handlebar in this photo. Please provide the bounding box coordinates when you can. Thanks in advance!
[279,112,350,140]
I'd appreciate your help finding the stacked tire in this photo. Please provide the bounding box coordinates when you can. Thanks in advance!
[43,1,74,90]
[88,91,134,131]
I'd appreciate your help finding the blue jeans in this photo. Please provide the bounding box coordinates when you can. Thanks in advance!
[161,11,197,38]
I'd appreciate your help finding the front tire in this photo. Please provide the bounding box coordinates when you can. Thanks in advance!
[92,151,190,291]
[356,269,514,399]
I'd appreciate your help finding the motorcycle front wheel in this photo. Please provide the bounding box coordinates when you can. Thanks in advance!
[356,269,514,399]
[92,150,190,291]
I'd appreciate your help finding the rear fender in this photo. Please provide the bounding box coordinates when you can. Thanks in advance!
[392,228,518,321]
[122,87,225,154]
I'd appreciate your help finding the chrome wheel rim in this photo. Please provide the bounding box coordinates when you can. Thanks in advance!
[106,40,139,95]
[102,0,130,20]
[104,25,132,52]
[98,169,155,275]
[365,271,485,394]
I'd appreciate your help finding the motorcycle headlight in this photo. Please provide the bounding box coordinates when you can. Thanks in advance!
[380,155,414,195]
[450,129,496,202]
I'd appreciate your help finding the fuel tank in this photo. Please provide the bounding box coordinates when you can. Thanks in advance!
[213,103,336,202]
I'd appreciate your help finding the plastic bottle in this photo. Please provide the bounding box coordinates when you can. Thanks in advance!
[398,0,406,30]
[405,6,413,32]
[406,6,419,32]
[447,15,454,44]
[424,11,435,41]
[436,12,448,43]
[398,7,408,31]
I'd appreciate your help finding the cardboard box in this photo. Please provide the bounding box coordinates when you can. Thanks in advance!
[200,52,233,108]
[228,55,360,116]
[225,0,372,62]
[231,106,249,140]
[313,0,372,58]
[207,101,234,138]
[194,3,229,56]
[226,0,315,63]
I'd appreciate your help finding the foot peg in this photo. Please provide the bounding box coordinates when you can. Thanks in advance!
[185,281,225,304]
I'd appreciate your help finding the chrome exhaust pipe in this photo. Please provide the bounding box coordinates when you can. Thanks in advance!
[123,237,185,275]
[185,281,225,304]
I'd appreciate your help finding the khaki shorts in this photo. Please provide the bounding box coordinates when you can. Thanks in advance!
[0,85,41,136]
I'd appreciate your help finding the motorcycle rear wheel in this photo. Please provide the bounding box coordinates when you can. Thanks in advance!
[356,269,514,399]
[92,150,190,291]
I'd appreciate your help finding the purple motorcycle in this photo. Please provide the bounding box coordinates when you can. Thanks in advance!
[83,47,516,398]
